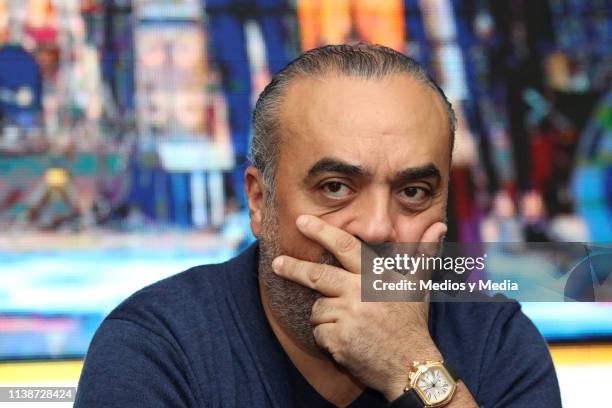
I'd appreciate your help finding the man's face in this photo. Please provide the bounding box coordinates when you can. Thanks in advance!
[255,73,451,351]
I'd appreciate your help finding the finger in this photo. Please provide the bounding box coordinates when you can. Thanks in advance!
[272,255,352,297]
[418,221,447,257]
[311,297,344,324]
[312,322,336,352]
[295,215,361,274]
[420,221,447,243]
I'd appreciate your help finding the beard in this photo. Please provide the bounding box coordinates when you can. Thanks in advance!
[258,196,340,354]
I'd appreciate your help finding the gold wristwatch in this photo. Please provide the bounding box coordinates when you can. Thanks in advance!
[388,360,460,408]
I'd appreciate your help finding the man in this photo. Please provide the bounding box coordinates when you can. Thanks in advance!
[75,44,561,407]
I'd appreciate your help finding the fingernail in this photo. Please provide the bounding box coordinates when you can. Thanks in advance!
[272,257,284,273]
[296,215,309,228]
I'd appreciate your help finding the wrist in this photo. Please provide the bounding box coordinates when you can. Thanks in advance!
[383,343,443,401]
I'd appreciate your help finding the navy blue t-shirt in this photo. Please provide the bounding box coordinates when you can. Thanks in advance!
[75,243,561,407]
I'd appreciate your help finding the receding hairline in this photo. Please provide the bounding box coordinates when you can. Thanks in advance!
[249,44,456,194]
[275,70,453,147]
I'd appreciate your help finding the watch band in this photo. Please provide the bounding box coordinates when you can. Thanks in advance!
[387,388,424,408]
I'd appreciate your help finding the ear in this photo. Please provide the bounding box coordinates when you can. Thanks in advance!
[244,165,267,237]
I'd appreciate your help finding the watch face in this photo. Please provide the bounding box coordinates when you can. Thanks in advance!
[416,366,454,405]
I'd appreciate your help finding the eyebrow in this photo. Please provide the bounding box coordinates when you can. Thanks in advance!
[306,157,372,179]
[305,157,441,187]
[394,163,441,187]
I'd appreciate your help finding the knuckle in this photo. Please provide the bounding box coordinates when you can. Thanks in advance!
[311,298,321,313]
[312,325,321,340]
[337,326,351,349]
[330,349,344,365]
[324,337,343,362]
[347,302,360,318]
[313,326,330,349]
[336,234,358,253]
[311,298,324,317]
[308,263,326,286]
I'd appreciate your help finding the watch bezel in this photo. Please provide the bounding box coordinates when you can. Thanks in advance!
[410,361,457,407]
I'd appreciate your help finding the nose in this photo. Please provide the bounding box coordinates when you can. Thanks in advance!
[344,193,396,244]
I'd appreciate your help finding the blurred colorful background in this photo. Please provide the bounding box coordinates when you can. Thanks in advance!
[0,0,610,406]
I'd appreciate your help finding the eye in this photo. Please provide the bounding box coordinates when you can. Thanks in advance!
[321,181,353,199]
[400,186,432,205]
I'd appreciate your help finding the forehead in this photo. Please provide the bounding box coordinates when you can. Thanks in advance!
[277,73,451,176]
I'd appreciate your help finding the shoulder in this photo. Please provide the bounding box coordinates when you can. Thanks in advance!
[76,264,229,407]
[99,242,259,343]
[104,260,232,341]
[113,261,226,311]
[112,261,224,310]
[76,244,268,407]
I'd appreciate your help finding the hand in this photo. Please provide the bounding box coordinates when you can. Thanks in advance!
[271,215,448,401]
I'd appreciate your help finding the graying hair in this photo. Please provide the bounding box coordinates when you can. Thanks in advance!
[249,43,456,195]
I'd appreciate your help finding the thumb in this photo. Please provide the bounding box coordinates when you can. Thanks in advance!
[418,222,447,257]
